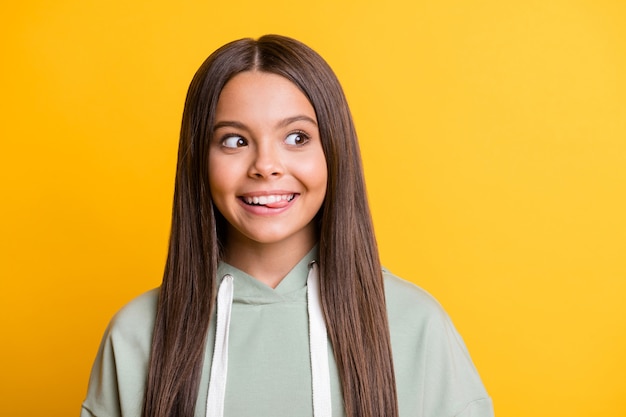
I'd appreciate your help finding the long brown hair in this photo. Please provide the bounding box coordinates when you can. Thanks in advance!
[143,34,398,417]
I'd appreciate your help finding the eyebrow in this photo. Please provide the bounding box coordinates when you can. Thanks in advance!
[277,115,318,128]
[213,115,318,132]
[213,121,246,131]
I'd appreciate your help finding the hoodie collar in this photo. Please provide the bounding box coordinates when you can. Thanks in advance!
[216,246,319,305]
[206,244,332,417]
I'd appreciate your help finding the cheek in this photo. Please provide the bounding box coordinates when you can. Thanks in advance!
[297,152,328,194]
[208,156,233,203]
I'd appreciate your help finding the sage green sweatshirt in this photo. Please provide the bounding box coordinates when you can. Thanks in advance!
[81,249,493,417]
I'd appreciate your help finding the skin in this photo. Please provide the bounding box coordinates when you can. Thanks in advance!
[209,71,328,288]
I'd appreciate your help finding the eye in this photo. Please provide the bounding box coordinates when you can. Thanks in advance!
[284,131,309,146]
[222,135,247,148]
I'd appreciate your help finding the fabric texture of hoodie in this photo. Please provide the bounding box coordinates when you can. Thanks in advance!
[81,247,493,417]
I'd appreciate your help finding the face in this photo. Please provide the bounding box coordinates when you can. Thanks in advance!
[209,71,327,252]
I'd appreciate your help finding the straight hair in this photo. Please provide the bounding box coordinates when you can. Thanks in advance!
[143,34,398,417]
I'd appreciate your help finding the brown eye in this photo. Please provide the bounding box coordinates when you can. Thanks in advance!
[223,136,247,148]
[285,132,309,146]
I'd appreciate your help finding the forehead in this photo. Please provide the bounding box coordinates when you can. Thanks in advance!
[215,71,317,124]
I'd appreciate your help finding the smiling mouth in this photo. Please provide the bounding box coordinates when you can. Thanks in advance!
[241,194,296,206]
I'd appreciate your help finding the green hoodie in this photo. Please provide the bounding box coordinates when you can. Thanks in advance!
[81,248,493,417]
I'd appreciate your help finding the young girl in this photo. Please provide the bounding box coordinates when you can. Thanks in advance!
[81,35,493,417]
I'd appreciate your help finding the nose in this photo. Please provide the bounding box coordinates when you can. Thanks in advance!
[248,142,284,179]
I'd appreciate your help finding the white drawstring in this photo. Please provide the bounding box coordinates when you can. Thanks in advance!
[205,264,331,417]
[307,262,332,417]
[206,274,234,417]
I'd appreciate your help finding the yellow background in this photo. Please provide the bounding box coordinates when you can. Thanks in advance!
[1,0,625,416]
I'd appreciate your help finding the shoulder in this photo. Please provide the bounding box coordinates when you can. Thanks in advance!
[81,289,160,417]
[382,267,466,351]
[107,288,159,345]
[382,267,449,327]
[382,267,439,306]
[382,268,493,417]
[110,288,159,327]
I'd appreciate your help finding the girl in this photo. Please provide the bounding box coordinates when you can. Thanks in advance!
[81,34,493,417]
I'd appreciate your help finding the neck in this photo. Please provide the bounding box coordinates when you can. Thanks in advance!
[223,231,317,288]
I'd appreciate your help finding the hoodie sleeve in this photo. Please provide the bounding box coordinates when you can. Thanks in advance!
[383,270,494,417]
[80,289,159,417]
[81,323,122,417]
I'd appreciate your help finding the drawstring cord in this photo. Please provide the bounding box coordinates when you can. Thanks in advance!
[206,274,234,417]
[205,264,331,417]
[307,262,332,416]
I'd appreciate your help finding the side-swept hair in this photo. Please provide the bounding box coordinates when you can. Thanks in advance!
[143,34,398,417]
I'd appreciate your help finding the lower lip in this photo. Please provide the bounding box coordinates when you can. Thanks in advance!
[238,195,298,215]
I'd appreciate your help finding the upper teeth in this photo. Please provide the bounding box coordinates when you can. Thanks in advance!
[244,194,294,205]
